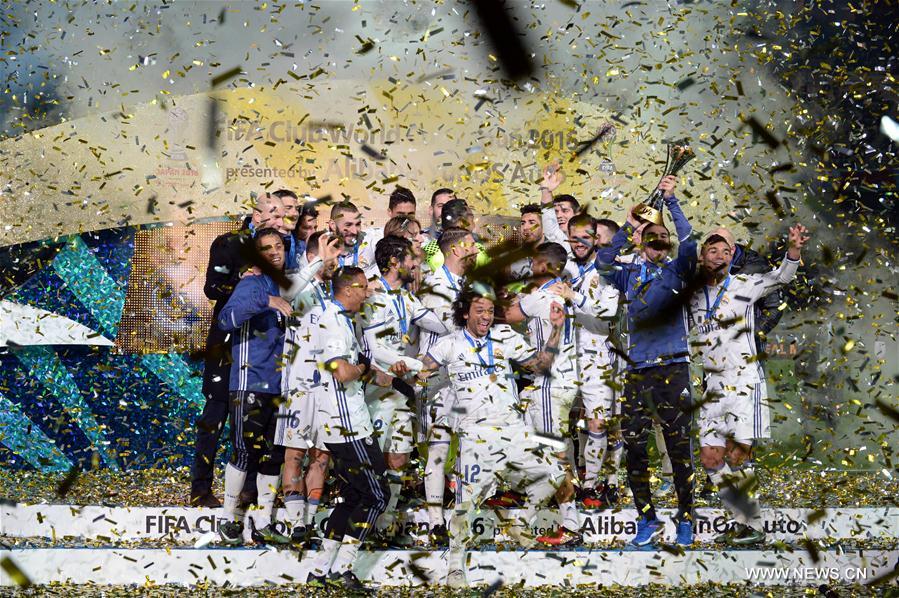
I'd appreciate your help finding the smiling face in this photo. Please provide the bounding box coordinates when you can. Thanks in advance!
[553,200,576,230]
[330,210,362,248]
[464,296,495,338]
[641,224,671,263]
[279,195,299,234]
[700,241,733,279]
[396,249,417,285]
[519,212,542,243]
[342,272,370,312]
[568,223,596,261]
[257,233,285,270]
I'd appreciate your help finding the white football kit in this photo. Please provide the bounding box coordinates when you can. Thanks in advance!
[337,234,380,279]
[361,277,448,454]
[315,300,374,445]
[426,326,565,504]
[417,265,464,439]
[518,282,579,436]
[568,262,620,420]
[689,254,799,446]
[277,276,331,450]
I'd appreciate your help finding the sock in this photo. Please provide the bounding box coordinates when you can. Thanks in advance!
[329,536,361,575]
[223,463,248,521]
[606,440,623,486]
[655,424,672,478]
[564,437,577,477]
[305,488,322,528]
[425,443,449,528]
[583,430,608,488]
[377,469,403,532]
[254,473,280,528]
[577,429,587,470]
[730,462,762,528]
[560,500,580,531]
[309,537,341,577]
[284,492,306,527]
[707,462,747,524]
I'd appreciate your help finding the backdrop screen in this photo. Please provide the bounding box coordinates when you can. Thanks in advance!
[116,222,239,354]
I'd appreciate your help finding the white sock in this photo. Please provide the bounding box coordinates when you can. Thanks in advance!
[577,429,587,470]
[255,473,280,527]
[330,536,361,575]
[425,443,449,527]
[377,469,403,531]
[305,498,320,527]
[583,430,608,488]
[707,462,750,524]
[560,500,579,531]
[731,463,762,528]
[606,440,623,486]
[655,423,672,477]
[309,537,340,578]
[223,463,247,521]
[284,493,306,526]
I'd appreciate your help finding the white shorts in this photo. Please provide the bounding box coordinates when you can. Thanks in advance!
[367,387,415,454]
[521,384,577,437]
[453,422,565,506]
[699,376,770,447]
[275,385,327,451]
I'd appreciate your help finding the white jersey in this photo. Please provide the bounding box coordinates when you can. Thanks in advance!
[418,265,463,355]
[689,255,799,383]
[337,234,379,279]
[360,278,448,369]
[569,262,619,353]
[518,282,578,393]
[282,277,331,392]
[426,326,537,428]
[510,257,533,280]
[316,300,373,444]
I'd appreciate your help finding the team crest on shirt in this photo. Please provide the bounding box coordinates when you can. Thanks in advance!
[364,436,373,446]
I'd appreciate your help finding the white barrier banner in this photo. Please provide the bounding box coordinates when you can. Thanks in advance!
[2,503,896,544]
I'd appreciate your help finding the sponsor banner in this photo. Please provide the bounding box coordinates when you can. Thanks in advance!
[1,504,896,544]
[0,547,895,587]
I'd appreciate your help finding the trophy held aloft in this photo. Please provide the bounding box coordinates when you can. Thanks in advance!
[633,140,695,226]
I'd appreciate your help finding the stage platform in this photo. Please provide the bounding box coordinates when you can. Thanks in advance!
[1,503,896,588]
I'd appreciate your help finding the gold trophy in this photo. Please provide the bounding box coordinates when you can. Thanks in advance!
[633,140,695,225]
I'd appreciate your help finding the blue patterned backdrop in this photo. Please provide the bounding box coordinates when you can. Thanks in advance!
[0,228,206,471]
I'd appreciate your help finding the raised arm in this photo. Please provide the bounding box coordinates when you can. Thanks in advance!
[538,163,572,248]
[747,224,808,302]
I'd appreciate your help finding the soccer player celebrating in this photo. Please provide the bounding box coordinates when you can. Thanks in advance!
[418,284,568,587]
[276,231,342,545]
[306,266,392,592]
[504,242,582,545]
[328,201,379,278]
[596,175,699,547]
[424,188,456,241]
[509,204,546,279]
[691,224,809,546]
[216,229,292,545]
[418,227,480,545]
[363,186,418,249]
[360,235,449,535]
[552,213,622,509]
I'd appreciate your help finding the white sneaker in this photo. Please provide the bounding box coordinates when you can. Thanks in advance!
[446,568,467,588]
